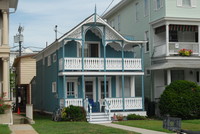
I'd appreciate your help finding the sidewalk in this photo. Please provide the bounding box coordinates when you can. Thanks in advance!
[100,123,169,134]
[9,124,38,134]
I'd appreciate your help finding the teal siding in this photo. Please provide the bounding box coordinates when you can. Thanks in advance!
[111,76,116,97]
[65,41,77,57]
[33,52,59,112]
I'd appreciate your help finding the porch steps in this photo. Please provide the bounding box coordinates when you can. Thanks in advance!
[87,112,112,124]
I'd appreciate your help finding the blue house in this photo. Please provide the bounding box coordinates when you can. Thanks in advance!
[32,13,146,123]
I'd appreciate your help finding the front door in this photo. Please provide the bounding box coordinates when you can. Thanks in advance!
[85,81,93,100]
[67,82,75,98]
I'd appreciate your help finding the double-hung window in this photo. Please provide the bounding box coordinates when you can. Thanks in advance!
[154,0,163,10]
[177,0,197,7]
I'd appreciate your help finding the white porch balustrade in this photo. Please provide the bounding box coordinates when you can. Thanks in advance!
[65,99,83,107]
[153,42,199,57]
[169,42,199,55]
[59,58,142,71]
[105,97,142,110]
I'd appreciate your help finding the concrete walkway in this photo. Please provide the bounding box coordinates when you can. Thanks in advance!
[100,123,169,134]
[9,124,38,134]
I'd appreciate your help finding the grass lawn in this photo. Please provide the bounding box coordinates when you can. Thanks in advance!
[115,119,200,133]
[0,125,11,134]
[32,114,139,134]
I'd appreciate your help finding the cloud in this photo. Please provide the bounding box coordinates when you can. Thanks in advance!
[9,0,122,48]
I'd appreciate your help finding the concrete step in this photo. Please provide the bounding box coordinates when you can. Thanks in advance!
[89,120,112,124]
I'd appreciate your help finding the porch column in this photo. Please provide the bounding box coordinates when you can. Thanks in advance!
[96,77,98,102]
[122,42,125,111]
[166,24,169,56]
[2,10,8,46]
[198,25,200,56]
[103,27,107,99]
[62,41,66,107]
[81,26,85,105]
[140,44,145,111]
[130,76,135,97]
[2,58,9,99]
[167,69,171,85]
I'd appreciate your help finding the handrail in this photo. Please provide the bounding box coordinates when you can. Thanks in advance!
[84,98,92,122]
[104,99,111,121]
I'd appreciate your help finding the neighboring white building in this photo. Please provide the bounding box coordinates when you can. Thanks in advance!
[0,0,18,100]
[103,0,200,105]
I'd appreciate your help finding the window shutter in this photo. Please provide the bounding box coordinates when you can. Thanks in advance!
[191,0,197,7]
[177,0,182,7]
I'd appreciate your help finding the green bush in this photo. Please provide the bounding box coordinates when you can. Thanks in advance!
[159,80,200,119]
[127,114,146,120]
[61,105,86,121]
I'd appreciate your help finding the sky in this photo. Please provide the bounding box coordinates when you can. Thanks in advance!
[9,0,121,50]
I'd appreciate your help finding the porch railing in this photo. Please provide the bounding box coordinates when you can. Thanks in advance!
[59,58,142,71]
[65,99,83,107]
[169,42,199,55]
[105,97,142,110]
[153,42,199,57]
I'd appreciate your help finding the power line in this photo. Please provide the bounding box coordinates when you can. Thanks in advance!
[101,0,115,16]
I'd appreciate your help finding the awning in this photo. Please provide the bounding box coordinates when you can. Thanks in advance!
[148,62,200,70]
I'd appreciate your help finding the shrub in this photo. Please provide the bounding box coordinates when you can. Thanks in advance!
[159,80,200,119]
[0,93,11,114]
[127,114,146,120]
[61,105,86,121]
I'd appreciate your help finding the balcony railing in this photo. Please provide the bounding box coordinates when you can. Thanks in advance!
[59,58,142,71]
[153,42,199,57]
[169,42,199,55]
[105,97,142,110]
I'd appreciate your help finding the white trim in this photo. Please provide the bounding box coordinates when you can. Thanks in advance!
[98,77,112,100]
[66,79,78,98]
[59,72,144,76]
[116,76,120,97]
[85,77,96,102]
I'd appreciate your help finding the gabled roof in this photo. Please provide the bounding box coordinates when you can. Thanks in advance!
[35,13,146,60]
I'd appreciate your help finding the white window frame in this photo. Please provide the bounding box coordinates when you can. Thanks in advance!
[177,0,196,7]
[53,53,57,63]
[47,55,51,66]
[144,0,149,17]
[66,78,78,98]
[154,0,163,10]
[52,82,57,93]
[145,31,149,53]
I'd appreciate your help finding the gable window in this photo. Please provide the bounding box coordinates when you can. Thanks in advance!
[135,3,139,21]
[145,31,149,52]
[177,0,196,7]
[52,82,57,93]
[47,56,51,66]
[144,0,149,16]
[154,0,163,10]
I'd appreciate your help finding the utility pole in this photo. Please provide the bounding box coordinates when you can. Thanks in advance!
[14,25,24,57]
[54,25,58,41]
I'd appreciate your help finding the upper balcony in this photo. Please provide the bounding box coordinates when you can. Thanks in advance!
[153,24,199,58]
[59,57,142,71]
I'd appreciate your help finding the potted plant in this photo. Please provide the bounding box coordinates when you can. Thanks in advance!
[178,49,193,56]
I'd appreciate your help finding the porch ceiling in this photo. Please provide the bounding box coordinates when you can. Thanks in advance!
[58,71,144,76]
